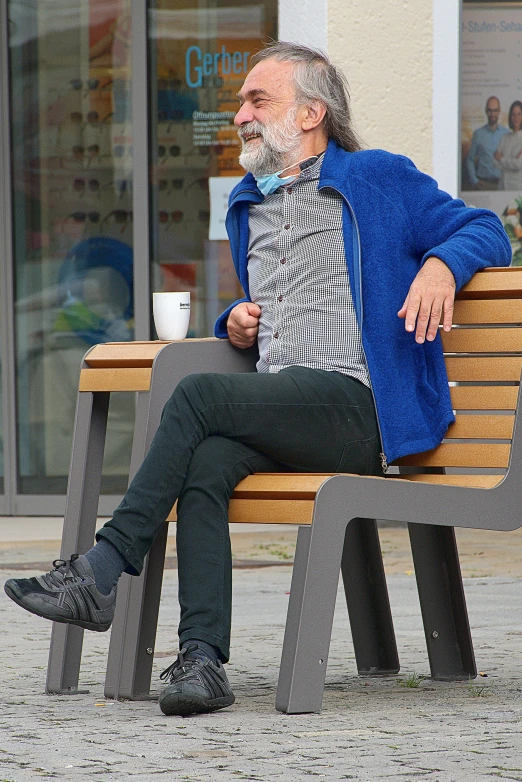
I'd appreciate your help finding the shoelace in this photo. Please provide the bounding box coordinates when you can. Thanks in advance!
[43,555,82,589]
[160,644,202,684]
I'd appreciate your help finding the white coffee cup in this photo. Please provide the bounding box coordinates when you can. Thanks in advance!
[153,292,190,340]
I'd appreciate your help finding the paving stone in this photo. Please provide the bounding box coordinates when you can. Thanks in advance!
[1,565,521,781]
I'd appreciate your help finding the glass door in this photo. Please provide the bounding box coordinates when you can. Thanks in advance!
[8,0,136,503]
[148,0,277,335]
[2,0,279,513]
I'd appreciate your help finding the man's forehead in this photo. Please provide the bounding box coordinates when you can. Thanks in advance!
[238,59,296,99]
[486,100,500,109]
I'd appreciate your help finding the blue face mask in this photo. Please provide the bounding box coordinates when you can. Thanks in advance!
[253,155,319,196]
[254,171,298,196]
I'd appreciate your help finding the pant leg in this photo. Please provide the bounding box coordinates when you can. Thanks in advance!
[97,366,381,574]
[175,435,283,662]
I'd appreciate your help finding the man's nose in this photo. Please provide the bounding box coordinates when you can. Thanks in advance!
[234,104,253,126]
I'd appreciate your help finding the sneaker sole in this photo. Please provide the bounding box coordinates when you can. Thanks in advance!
[4,583,112,632]
[159,691,235,716]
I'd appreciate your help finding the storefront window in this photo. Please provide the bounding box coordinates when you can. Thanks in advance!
[460,0,521,262]
[8,0,135,493]
[149,0,277,334]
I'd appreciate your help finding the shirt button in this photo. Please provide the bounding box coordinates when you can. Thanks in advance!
[277,295,283,302]
[284,223,290,230]
[280,258,286,264]
[287,187,293,194]
[274,331,279,339]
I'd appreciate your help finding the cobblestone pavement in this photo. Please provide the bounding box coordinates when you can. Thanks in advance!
[1,564,521,782]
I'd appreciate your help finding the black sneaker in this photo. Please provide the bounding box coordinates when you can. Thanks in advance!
[159,643,235,716]
[4,554,116,632]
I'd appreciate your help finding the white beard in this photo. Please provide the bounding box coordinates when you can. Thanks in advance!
[238,106,303,176]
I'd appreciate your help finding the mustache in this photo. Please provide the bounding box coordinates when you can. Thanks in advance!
[238,121,264,141]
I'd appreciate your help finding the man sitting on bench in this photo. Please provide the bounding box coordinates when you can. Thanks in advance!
[4,42,511,717]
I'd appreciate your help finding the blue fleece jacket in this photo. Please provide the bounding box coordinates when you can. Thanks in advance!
[214,140,512,465]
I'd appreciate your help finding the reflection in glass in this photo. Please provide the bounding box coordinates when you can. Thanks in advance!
[149,0,277,335]
[8,0,134,494]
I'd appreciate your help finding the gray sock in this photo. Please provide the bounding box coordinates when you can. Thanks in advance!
[183,639,220,664]
[84,538,127,595]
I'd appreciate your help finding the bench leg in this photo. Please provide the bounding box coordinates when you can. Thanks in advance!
[276,525,312,712]
[341,519,400,676]
[276,503,347,713]
[46,390,110,694]
[104,523,168,700]
[408,523,476,680]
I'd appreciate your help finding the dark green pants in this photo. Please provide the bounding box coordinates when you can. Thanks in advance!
[98,366,382,661]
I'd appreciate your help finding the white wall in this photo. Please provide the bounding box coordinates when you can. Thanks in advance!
[279,0,460,190]
[279,0,328,51]
[328,0,434,175]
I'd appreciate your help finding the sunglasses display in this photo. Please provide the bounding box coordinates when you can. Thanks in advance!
[65,110,112,126]
[69,77,112,94]
[157,144,181,163]
[67,211,100,223]
[157,177,184,192]
[73,178,100,193]
[159,210,184,227]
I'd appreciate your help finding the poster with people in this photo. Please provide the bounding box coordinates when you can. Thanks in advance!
[461,4,522,264]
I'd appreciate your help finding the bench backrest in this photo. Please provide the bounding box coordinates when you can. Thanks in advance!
[395,267,522,479]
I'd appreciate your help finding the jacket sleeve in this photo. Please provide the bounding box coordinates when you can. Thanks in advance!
[214,297,250,338]
[393,155,512,290]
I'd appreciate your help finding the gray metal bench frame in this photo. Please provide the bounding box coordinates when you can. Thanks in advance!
[44,337,500,713]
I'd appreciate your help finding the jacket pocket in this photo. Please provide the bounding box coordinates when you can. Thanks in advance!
[411,343,439,407]
[334,433,382,476]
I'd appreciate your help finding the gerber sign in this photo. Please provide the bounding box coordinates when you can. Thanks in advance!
[185,45,249,88]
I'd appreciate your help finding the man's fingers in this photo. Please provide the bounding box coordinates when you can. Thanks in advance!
[227,301,261,349]
[245,302,261,317]
[442,295,454,332]
[399,258,456,342]
[424,298,444,342]
[397,298,408,319]
[404,293,422,334]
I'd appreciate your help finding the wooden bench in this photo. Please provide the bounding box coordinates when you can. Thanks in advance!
[46,267,522,713]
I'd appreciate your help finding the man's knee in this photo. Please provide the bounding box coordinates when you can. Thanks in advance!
[183,436,254,489]
[161,373,219,419]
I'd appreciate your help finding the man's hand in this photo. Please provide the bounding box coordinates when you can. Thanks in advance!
[397,257,456,343]
[494,150,503,162]
[227,302,261,348]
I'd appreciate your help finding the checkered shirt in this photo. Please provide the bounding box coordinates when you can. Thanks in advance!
[247,154,370,386]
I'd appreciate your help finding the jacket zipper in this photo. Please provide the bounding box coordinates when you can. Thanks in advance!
[324,185,388,473]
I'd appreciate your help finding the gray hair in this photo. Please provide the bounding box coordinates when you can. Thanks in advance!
[250,42,362,153]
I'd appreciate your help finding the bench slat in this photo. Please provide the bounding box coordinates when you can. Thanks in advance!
[395,442,510,468]
[232,473,332,499]
[79,368,152,392]
[452,299,522,324]
[457,268,522,298]
[442,328,522,353]
[446,415,514,439]
[84,338,218,368]
[167,498,314,524]
[450,385,518,410]
[446,356,522,381]
[168,472,503,527]
[228,499,314,524]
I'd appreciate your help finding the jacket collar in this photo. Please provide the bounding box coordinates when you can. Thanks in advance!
[318,139,355,202]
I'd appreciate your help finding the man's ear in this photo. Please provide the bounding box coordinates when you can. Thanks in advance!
[300,100,327,131]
